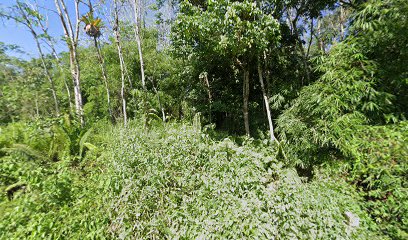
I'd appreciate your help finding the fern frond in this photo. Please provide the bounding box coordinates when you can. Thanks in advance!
[1,144,47,161]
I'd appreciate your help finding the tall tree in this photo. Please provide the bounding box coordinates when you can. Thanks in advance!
[258,56,276,141]
[173,0,280,136]
[33,9,74,114]
[132,0,146,89]
[5,1,60,116]
[113,0,128,125]
[54,0,84,124]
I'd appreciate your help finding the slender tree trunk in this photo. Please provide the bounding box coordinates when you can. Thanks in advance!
[93,37,113,121]
[133,0,146,89]
[114,0,128,126]
[54,0,84,124]
[66,0,83,122]
[317,17,325,53]
[258,60,276,141]
[15,4,60,116]
[71,54,83,123]
[35,36,60,116]
[306,18,314,60]
[263,51,271,97]
[287,8,310,84]
[201,72,212,122]
[339,4,345,41]
[243,68,250,136]
[27,27,59,116]
[36,10,73,114]
[37,14,73,113]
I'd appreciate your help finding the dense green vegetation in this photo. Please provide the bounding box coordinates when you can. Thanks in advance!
[0,118,385,239]
[1,0,407,239]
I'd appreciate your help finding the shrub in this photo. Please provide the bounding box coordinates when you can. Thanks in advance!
[340,122,408,239]
[0,120,112,239]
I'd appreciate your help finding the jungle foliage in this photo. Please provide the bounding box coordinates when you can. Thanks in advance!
[0,0,407,238]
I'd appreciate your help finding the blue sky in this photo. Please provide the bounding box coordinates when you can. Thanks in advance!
[0,0,90,59]
[0,0,158,59]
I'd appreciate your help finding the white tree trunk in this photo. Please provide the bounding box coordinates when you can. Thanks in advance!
[37,11,73,113]
[317,17,325,53]
[133,0,146,89]
[15,3,60,116]
[114,0,128,126]
[258,61,276,141]
[339,4,346,41]
[54,0,84,124]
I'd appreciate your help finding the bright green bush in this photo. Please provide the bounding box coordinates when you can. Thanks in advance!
[0,120,112,239]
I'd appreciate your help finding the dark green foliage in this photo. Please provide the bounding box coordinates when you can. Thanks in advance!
[341,123,408,239]
[277,41,390,166]
[352,0,408,119]
[277,0,408,238]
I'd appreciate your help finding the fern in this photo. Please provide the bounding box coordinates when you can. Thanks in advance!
[79,128,93,157]
[1,144,47,161]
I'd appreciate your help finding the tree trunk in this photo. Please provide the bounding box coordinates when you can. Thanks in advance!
[93,37,113,121]
[35,35,60,116]
[287,8,310,84]
[54,0,84,124]
[201,72,212,122]
[339,4,345,41]
[317,17,325,53]
[38,16,73,114]
[71,56,83,123]
[306,18,314,60]
[258,60,276,141]
[133,0,146,89]
[114,0,128,126]
[15,4,60,116]
[243,68,250,136]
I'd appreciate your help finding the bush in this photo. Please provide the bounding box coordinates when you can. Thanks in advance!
[340,122,408,239]
[0,119,112,239]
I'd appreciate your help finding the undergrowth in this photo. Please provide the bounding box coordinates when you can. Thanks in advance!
[0,117,388,239]
[104,118,383,239]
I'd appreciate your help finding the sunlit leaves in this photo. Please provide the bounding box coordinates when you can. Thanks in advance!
[173,0,280,59]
